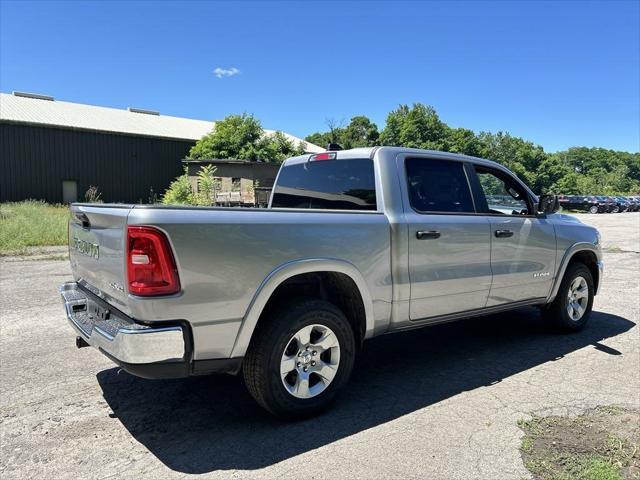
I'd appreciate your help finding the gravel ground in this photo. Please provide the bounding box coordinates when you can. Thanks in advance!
[1,213,639,480]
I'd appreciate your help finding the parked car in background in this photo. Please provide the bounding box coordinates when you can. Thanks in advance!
[557,194,638,213]
[60,147,603,418]
[559,195,604,214]
[593,196,613,213]
[595,196,617,213]
[618,196,636,212]
[611,196,629,213]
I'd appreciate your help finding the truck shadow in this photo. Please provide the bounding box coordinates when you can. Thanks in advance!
[97,309,634,474]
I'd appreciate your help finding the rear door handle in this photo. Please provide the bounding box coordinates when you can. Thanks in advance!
[416,230,441,240]
[495,229,514,238]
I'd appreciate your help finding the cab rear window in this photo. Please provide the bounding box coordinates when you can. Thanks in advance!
[271,158,377,210]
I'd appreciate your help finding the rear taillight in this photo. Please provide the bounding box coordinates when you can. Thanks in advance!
[126,226,180,296]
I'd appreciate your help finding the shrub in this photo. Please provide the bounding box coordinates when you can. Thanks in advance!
[189,165,219,206]
[162,165,220,206]
[84,185,102,203]
[162,168,193,205]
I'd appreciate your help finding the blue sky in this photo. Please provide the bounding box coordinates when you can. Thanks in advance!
[1,0,638,152]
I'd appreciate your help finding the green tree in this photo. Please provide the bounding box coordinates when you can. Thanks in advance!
[189,113,305,162]
[445,127,483,157]
[254,131,306,162]
[306,118,346,148]
[188,114,262,160]
[552,171,581,194]
[575,175,601,194]
[478,132,547,172]
[306,116,380,149]
[305,131,334,149]
[477,132,547,188]
[551,147,640,194]
[533,154,571,193]
[342,116,380,148]
[379,103,448,149]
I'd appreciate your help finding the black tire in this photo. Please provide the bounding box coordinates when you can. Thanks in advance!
[589,205,598,214]
[542,262,594,332]
[243,299,356,419]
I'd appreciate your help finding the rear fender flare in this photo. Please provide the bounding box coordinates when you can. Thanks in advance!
[229,258,375,358]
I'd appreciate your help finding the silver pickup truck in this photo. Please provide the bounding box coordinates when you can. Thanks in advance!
[60,146,603,418]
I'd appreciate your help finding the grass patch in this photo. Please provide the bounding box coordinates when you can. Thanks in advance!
[519,407,640,480]
[0,201,69,255]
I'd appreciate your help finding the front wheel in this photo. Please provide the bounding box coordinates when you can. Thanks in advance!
[542,262,594,332]
[243,299,356,419]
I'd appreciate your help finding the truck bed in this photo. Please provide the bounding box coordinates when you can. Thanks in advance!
[68,203,392,361]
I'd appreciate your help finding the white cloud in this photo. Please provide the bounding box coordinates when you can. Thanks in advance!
[213,67,240,78]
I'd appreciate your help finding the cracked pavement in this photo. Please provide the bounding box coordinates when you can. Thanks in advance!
[1,213,639,479]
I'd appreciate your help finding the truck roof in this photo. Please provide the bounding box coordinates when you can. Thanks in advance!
[281,146,536,199]
[283,146,508,171]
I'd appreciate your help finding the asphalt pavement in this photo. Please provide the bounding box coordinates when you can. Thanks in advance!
[1,213,638,479]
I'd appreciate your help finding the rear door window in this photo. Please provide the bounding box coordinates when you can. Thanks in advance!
[271,158,377,210]
[405,158,475,213]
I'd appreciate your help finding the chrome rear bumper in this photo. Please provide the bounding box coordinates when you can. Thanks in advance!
[59,282,185,364]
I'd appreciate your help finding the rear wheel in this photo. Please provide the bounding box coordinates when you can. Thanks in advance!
[589,205,598,214]
[243,299,356,419]
[542,262,594,332]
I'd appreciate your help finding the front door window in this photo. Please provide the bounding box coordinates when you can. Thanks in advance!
[474,168,530,215]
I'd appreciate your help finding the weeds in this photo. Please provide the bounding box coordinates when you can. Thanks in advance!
[0,201,69,255]
[518,407,639,480]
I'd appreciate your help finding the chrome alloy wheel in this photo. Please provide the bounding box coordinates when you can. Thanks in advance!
[566,276,589,321]
[280,324,341,399]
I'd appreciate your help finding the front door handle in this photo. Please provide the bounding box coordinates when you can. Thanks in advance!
[416,230,441,240]
[495,229,514,238]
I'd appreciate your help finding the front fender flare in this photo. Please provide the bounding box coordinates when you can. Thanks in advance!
[229,258,375,358]
[548,242,602,302]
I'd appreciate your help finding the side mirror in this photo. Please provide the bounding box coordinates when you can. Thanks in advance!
[538,194,559,214]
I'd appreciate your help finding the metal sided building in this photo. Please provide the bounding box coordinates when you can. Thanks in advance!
[0,91,321,203]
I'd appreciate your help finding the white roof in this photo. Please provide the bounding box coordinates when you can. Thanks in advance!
[0,92,322,152]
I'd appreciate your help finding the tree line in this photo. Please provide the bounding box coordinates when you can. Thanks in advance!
[306,104,640,195]
[186,104,640,195]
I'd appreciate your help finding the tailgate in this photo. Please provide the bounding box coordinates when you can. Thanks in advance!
[68,204,132,309]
